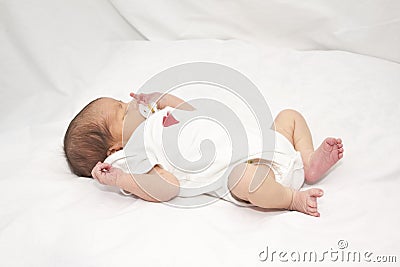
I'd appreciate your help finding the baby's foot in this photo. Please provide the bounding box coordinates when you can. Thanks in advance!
[289,188,324,217]
[305,138,344,183]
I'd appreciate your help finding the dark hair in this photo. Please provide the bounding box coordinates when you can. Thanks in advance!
[63,98,116,177]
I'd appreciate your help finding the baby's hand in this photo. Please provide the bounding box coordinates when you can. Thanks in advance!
[91,162,124,187]
[130,92,165,109]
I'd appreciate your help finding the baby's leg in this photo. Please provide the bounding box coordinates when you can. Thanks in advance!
[228,162,323,216]
[272,109,344,183]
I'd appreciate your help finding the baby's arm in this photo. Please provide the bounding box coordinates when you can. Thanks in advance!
[130,92,194,111]
[91,162,180,202]
[158,93,195,111]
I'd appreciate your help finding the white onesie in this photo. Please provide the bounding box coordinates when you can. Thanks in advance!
[105,105,304,207]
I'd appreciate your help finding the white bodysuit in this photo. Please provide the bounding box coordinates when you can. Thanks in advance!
[105,105,304,207]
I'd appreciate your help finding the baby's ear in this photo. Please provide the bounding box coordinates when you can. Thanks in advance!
[107,143,123,156]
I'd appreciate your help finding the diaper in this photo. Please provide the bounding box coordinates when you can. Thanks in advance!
[206,131,305,207]
[268,131,305,190]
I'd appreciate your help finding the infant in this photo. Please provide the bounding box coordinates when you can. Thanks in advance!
[64,92,344,217]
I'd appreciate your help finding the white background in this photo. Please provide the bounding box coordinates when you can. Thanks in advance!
[1,1,399,266]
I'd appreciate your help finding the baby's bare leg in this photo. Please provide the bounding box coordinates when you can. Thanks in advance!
[272,109,314,167]
[272,109,344,183]
[228,162,323,216]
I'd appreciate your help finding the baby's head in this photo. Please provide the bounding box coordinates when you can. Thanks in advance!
[64,97,130,177]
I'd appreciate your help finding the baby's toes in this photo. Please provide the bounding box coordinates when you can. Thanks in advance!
[308,188,324,198]
[338,149,344,159]
[306,201,320,217]
[307,209,319,217]
[307,197,317,208]
[307,206,318,213]
[333,143,339,151]
[309,211,321,217]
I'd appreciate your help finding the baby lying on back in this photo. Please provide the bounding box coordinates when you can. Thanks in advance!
[64,92,343,216]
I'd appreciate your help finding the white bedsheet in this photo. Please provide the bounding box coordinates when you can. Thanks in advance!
[1,2,400,267]
[111,0,400,63]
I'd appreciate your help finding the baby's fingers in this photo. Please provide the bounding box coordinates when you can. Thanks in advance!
[91,161,102,179]
[91,162,112,183]
[130,92,147,104]
[98,162,112,172]
[130,92,138,99]
[130,92,141,102]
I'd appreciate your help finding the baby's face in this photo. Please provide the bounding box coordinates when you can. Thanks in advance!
[96,97,145,146]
